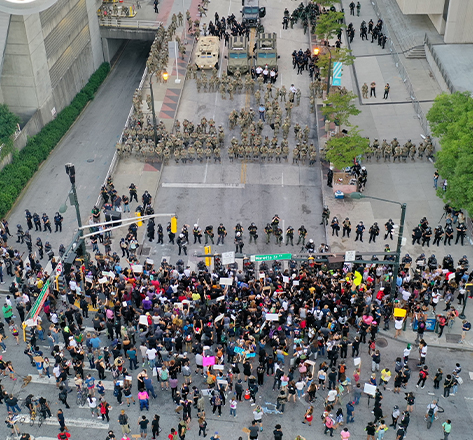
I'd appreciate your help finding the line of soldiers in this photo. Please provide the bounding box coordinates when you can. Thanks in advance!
[364,137,435,162]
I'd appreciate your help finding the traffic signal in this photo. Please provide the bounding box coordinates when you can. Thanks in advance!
[205,246,211,267]
[171,216,178,233]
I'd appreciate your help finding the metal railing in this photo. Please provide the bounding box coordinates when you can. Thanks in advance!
[99,19,163,29]
[370,0,430,135]
[424,33,455,94]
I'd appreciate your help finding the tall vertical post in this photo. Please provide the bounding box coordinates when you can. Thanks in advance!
[326,45,332,95]
[65,164,86,261]
[391,203,407,298]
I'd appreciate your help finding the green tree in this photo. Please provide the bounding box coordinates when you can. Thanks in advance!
[314,11,345,41]
[324,127,370,169]
[426,91,473,214]
[0,104,20,141]
[320,90,360,128]
[311,0,340,8]
[316,47,355,81]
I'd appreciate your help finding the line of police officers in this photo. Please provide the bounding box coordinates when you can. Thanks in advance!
[147,215,318,254]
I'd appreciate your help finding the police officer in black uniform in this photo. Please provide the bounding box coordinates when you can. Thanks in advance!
[204,225,215,245]
[285,226,294,246]
[384,219,394,240]
[355,221,365,242]
[248,223,258,244]
[274,227,283,246]
[456,222,467,245]
[432,225,444,246]
[342,218,352,238]
[129,183,138,203]
[265,223,272,244]
[297,225,307,245]
[217,224,227,245]
[193,224,202,244]
[369,222,379,243]
[42,213,52,233]
[167,222,175,244]
[25,210,33,230]
[54,212,63,232]
[412,225,422,245]
[422,226,432,247]
[33,213,42,231]
[157,224,164,244]
[271,215,281,233]
[36,238,43,259]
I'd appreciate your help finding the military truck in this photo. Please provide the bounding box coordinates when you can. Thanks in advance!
[241,0,266,27]
[194,36,220,70]
[225,36,251,74]
[254,32,279,70]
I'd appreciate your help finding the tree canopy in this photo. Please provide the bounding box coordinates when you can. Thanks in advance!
[320,89,360,128]
[426,91,473,214]
[324,127,370,169]
[0,104,20,141]
[314,11,345,41]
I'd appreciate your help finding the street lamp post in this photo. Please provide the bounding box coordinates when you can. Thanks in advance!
[350,192,407,297]
[326,44,332,96]
[64,163,86,260]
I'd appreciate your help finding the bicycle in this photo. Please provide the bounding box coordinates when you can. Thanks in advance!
[77,386,88,406]
[425,400,444,429]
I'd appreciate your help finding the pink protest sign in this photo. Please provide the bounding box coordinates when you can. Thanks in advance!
[203,356,216,366]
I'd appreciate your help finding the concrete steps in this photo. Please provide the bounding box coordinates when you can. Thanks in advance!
[405,46,426,59]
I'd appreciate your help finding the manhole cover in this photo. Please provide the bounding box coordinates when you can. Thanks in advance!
[140,247,151,256]
[376,338,388,348]
[446,334,461,343]
[87,159,94,163]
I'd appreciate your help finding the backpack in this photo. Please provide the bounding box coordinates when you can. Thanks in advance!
[325,416,334,428]
[214,395,222,406]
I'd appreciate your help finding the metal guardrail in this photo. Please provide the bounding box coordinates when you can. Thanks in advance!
[100,19,163,29]
[424,33,455,94]
[370,0,430,135]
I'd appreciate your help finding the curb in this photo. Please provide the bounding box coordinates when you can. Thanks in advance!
[377,328,473,352]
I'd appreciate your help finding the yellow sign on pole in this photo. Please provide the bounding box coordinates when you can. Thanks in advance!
[135,212,142,227]
[205,246,211,267]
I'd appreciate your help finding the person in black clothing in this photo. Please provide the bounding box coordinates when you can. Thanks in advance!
[273,424,283,440]
[151,414,160,439]
[235,379,243,401]
[58,386,70,409]
[351,336,360,357]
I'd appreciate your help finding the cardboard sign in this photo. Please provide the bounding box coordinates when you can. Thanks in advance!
[99,277,108,284]
[216,296,226,302]
[132,265,143,273]
[394,308,407,318]
[213,364,224,370]
[259,273,265,279]
[139,315,149,326]
[293,280,300,286]
[122,301,128,307]
[217,379,228,385]
[364,383,376,396]
[265,313,279,321]
[246,353,256,358]
[234,347,245,354]
[215,314,225,322]
[219,277,233,286]
[354,357,361,366]
[283,276,290,283]
[203,356,216,367]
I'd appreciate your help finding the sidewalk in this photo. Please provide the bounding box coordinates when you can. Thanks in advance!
[319,0,471,264]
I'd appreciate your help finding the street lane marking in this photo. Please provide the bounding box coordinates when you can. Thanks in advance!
[162,183,245,188]
[20,414,109,429]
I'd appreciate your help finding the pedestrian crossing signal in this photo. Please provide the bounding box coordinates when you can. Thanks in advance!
[171,216,178,233]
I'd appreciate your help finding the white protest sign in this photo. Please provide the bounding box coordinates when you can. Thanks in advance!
[219,277,233,286]
[222,251,235,265]
[265,313,279,321]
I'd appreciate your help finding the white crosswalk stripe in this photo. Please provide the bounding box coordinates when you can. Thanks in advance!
[28,374,116,390]
[19,414,109,430]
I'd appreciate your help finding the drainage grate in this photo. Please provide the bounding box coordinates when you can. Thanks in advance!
[445,334,461,343]
[140,247,151,256]
[376,338,388,348]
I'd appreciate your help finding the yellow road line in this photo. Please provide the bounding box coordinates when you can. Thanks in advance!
[241,160,247,184]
